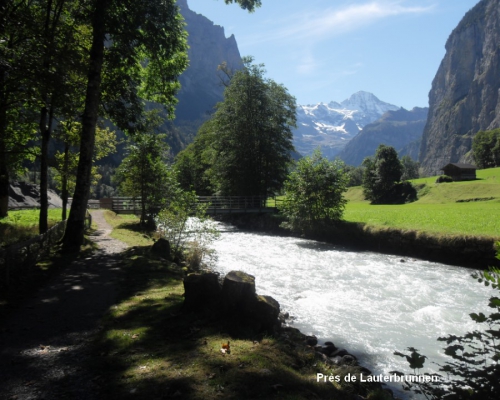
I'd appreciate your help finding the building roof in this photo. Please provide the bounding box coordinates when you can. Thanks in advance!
[441,163,478,170]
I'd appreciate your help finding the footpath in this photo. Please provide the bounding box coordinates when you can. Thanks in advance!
[0,211,128,400]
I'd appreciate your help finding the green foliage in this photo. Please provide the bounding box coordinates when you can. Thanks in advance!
[114,113,176,226]
[156,191,219,267]
[344,165,365,187]
[362,145,417,204]
[209,57,296,196]
[435,175,454,183]
[174,119,217,195]
[401,155,420,181]
[472,128,500,169]
[279,150,349,232]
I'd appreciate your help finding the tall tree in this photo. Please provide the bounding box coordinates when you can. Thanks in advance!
[62,0,262,250]
[210,58,296,197]
[114,112,175,226]
[61,0,188,250]
[362,144,416,204]
[472,128,500,169]
[0,1,40,217]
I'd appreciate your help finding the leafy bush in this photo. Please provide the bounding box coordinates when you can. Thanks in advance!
[156,190,219,268]
[279,150,348,232]
[435,175,453,183]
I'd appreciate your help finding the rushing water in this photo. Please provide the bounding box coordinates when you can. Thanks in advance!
[211,223,492,398]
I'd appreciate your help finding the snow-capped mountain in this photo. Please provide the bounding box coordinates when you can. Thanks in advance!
[294,91,400,158]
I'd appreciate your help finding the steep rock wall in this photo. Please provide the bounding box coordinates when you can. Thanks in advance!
[419,0,500,175]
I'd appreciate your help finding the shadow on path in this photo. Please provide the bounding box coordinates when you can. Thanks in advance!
[0,211,128,400]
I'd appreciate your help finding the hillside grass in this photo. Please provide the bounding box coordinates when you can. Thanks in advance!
[93,213,383,400]
[0,209,62,247]
[343,167,500,238]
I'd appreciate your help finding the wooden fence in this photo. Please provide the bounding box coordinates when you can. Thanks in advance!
[0,220,67,287]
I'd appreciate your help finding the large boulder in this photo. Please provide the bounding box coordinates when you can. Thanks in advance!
[221,270,256,313]
[183,270,281,333]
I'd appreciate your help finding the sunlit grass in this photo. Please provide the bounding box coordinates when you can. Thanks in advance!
[343,167,500,238]
[0,209,62,247]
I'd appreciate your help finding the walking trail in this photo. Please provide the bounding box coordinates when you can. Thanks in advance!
[0,210,128,400]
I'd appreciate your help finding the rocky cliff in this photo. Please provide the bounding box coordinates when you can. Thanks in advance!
[338,107,428,166]
[175,0,243,125]
[419,0,500,175]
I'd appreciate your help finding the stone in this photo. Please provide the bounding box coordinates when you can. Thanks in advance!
[183,272,221,311]
[304,335,318,346]
[151,238,171,259]
[221,270,256,313]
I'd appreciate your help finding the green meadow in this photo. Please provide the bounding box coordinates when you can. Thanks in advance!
[343,167,500,238]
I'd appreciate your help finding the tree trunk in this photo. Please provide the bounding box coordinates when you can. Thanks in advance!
[62,0,108,251]
[61,140,69,220]
[0,99,8,218]
[39,102,54,233]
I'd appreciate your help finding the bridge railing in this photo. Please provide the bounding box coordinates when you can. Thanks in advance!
[197,196,277,214]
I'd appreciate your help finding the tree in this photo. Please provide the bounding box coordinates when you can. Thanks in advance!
[53,121,117,220]
[210,57,296,197]
[472,128,500,169]
[401,155,420,181]
[362,145,416,204]
[114,117,176,227]
[175,119,217,195]
[63,0,263,250]
[61,0,189,250]
[279,150,349,232]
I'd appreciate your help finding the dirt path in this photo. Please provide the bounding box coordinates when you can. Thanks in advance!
[0,210,128,400]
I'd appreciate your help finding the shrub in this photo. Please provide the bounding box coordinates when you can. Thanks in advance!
[435,175,453,183]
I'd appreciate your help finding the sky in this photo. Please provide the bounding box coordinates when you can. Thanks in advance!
[187,0,480,110]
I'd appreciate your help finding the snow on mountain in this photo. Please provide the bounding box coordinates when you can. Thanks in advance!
[294,91,400,158]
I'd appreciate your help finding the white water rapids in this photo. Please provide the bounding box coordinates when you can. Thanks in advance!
[211,223,493,398]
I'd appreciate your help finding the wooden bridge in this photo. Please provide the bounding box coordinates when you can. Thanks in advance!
[97,196,279,215]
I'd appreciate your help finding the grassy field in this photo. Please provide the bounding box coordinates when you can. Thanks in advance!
[343,167,500,238]
[93,212,384,400]
[0,209,63,247]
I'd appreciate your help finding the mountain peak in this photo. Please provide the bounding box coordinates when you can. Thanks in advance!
[293,92,400,159]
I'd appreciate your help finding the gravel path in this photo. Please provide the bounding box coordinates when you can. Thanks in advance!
[0,210,128,400]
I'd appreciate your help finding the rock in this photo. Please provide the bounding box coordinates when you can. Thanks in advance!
[342,354,358,365]
[250,295,280,333]
[331,348,350,357]
[8,181,63,208]
[151,238,171,259]
[304,335,318,346]
[221,270,256,313]
[420,0,500,175]
[329,356,343,366]
[183,272,222,311]
[320,344,337,356]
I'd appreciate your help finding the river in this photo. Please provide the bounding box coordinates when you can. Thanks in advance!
[211,223,493,398]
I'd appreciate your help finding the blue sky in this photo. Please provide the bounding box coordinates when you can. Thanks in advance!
[187,0,479,109]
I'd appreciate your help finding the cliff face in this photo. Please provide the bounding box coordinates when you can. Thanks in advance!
[419,0,500,175]
[175,0,243,124]
[338,107,428,166]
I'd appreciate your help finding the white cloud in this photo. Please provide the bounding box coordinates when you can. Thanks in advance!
[243,1,434,46]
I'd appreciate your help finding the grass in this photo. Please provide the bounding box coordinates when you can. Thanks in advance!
[0,209,62,247]
[343,167,500,239]
[92,212,381,400]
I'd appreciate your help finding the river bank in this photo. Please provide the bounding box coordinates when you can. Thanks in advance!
[215,213,499,269]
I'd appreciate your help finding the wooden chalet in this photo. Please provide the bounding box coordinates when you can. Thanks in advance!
[441,163,478,181]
